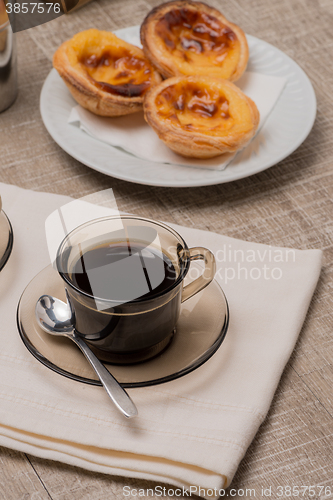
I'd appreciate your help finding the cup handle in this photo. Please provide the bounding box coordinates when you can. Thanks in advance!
[181,247,216,303]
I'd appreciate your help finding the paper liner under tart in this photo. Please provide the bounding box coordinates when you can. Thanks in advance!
[140,0,249,82]
[53,29,162,117]
[143,76,260,159]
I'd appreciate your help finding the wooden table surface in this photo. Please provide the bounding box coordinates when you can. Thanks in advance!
[1,0,333,498]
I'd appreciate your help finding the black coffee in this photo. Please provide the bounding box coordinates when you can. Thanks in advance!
[67,241,181,364]
[71,242,177,302]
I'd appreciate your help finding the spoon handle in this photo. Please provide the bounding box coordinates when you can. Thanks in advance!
[70,333,138,418]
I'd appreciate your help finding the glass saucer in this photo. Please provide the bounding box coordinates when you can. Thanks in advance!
[17,265,229,388]
[0,210,13,271]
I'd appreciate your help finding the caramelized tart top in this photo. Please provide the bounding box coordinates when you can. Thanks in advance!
[153,79,256,137]
[64,29,160,98]
[141,1,248,81]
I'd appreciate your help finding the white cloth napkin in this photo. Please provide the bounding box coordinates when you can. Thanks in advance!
[0,182,322,497]
[68,71,286,171]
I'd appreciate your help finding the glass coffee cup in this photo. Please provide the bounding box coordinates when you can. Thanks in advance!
[56,216,216,364]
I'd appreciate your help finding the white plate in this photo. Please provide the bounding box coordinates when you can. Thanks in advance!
[40,26,316,188]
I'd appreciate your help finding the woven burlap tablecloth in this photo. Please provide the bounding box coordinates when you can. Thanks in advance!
[0,0,333,498]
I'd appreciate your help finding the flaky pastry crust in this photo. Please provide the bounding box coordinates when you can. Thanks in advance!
[144,76,259,159]
[141,0,249,82]
[0,0,8,28]
[53,29,162,117]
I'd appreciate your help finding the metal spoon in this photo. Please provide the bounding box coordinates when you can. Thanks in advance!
[35,290,138,419]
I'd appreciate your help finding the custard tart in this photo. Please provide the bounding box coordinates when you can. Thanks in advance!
[0,0,8,28]
[144,76,259,158]
[141,0,248,82]
[53,29,162,116]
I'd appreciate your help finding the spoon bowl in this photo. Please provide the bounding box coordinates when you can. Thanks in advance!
[37,294,74,335]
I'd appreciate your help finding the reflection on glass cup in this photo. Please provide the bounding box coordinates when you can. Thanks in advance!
[56,216,216,364]
[0,1,17,113]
